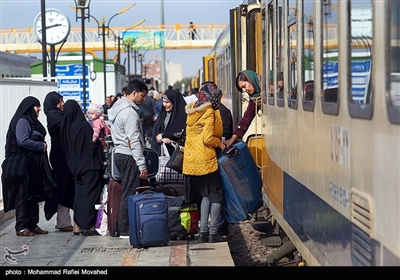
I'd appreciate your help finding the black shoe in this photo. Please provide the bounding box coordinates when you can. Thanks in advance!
[198,232,208,243]
[82,229,100,236]
[209,233,223,243]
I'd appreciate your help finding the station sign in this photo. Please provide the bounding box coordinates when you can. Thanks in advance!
[56,63,90,111]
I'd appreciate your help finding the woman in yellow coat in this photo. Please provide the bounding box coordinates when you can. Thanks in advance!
[183,82,227,243]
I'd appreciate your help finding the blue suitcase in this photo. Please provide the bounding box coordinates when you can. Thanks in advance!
[218,141,263,222]
[128,190,170,248]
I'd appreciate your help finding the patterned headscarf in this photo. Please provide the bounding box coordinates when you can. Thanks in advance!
[194,82,222,110]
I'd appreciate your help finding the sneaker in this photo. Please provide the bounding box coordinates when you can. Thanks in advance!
[119,235,129,239]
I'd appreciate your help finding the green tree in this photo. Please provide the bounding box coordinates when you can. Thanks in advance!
[172,77,193,93]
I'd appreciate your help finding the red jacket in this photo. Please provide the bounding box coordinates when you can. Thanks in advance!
[233,99,256,138]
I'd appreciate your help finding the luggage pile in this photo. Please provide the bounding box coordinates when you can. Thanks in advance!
[102,136,160,238]
[98,135,262,248]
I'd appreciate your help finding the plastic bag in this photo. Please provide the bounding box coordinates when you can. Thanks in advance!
[95,184,108,236]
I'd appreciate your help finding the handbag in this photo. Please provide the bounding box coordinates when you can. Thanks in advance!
[166,144,184,173]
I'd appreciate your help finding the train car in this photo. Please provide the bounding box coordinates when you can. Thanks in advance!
[0,51,40,78]
[203,1,262,141]
[203,0,400,266]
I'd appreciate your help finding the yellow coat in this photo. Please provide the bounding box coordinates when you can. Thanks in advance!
[183,102,223,176]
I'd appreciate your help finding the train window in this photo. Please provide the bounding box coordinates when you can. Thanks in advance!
[321,0,339,116]
[261,5,268,105]
[348,0,373,120]
[276,0,285,107]
[287,0,298,109]
[267,2,275,106]
[387,0,400,124]
[302,0,315,112]
[247,7,261,73]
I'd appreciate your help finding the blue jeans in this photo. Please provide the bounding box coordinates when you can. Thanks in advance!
[199,196,221,235]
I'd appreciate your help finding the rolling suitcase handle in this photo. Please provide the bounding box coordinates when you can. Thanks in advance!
[139,189,157,196]
[224,145,239,158]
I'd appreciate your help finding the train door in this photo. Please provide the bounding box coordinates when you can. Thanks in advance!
[238,3,262,144]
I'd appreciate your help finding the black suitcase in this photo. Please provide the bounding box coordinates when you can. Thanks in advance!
[155,183,186,197]
[108,147,159,181]
[165,196,188,240]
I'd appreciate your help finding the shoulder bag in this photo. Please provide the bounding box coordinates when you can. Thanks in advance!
[166,144,184,173]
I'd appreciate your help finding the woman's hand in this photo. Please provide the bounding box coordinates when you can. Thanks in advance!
[223,135,237,147]
[156,133,163,142]
[220,142,227,151]
[162,138,171,144]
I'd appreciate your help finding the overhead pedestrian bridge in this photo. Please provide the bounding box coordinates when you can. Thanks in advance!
[0,23,227,61]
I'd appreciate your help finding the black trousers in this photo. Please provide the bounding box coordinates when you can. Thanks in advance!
[114,153,140,236]
[15,186,39,232]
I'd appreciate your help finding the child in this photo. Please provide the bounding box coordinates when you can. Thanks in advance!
[88,103,111,152]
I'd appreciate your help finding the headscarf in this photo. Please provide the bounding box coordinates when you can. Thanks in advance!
[43,91,63,139]
[235,70,261,101]
[5,96,46,157]
[151,89,187,153]
[194,82,222,110]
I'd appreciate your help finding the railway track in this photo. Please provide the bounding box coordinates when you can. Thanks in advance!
[227,206,299,267]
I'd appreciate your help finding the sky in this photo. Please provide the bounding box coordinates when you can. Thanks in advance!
[0,0,243,77]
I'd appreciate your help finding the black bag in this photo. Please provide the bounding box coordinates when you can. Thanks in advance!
[165,196,188,240]
[166,145,184,173]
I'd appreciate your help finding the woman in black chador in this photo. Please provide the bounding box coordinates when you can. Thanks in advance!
[2,96,57,236]
[151,89,187,156]
[43,91,75,231]
[60,100,104,236]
